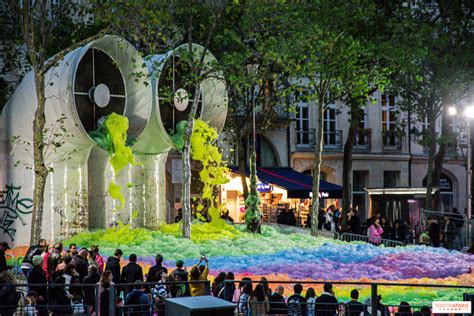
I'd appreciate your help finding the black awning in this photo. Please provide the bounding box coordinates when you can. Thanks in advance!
[231,167,343,199]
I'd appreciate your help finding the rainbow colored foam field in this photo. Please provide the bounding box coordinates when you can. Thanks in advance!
[9,223,473,305]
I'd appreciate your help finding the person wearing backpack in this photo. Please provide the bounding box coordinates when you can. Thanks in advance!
[287,283,306,316]
[170,260,189,297]
[124,280,151,315]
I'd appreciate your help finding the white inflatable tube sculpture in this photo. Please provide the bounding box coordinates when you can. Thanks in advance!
[1,35,151,246]
[105,43,228,229]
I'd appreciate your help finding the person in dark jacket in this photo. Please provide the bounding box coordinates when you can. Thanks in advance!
[346,289,364,316]
[314,283,338,316]
[83,265,101,310]
[21,239,47,277]
[441,216,456,249]
[391,221,406,243]
[48,242,63,281]
[427,217,441,247]
[106,248,123,284]
[211,272,227,297]
[346,209,361,234]
[381,218,392,240]
[49,276,73,316]
[318,208,326,230]
[395,301,413,316]
[269,285,287,315]
[0,271,20,316]
[287,283,306,316]
[124,281,151,315]
[146,253,167,283]
[120,254,144,295]
[73,249,89,282]
[27,255,48,316]
[0,242,12,273]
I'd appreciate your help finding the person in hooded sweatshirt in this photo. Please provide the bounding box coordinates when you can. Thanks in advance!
[106,248,123,284]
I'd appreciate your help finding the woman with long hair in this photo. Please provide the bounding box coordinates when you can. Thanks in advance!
[259,277,271,296]
[249,284,270,316]
[100,270,116,316]
[305,287,317,316]
[90,245,104,274]
[212,272,227,297]
[233,277,252,304]
[219,272,235,300]
[188,255,209,296]
[368,217,384,246]
[238,283,253,316]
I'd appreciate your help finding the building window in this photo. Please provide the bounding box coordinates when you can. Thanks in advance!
[295,90,311,145]
[353,171,368,222]
[383,171,399,188]
[381,95,400,149]
[324,104,341,147]
[355,109,370,147]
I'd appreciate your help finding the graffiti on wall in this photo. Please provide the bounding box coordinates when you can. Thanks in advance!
[0,184,33,241]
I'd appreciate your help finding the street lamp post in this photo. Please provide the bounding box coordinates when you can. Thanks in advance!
[449,105,473,246]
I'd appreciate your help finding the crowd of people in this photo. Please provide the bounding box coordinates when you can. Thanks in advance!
[0,239,440,316]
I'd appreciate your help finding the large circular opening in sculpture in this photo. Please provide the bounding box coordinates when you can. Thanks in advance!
[157,56,202,134]
[73,48,126,132]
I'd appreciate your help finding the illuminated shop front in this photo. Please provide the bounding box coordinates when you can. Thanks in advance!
[221,167,342,225]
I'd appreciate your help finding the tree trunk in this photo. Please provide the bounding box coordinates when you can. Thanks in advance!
[237,133,249,199]
[310,97,325,236]
[181,84,202,239]
[341,106,360,230]
[425,111,437,210]
[432,107,449,210]
[30,72,49,244]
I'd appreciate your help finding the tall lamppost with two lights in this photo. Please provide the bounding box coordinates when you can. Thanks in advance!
[448,104,473,246]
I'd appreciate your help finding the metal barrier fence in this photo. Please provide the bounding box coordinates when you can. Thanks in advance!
[232,300,439,316]
[223,279,474,316]
[339,232,404,247]
[0,280,211,316]
[2,278,473,315]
